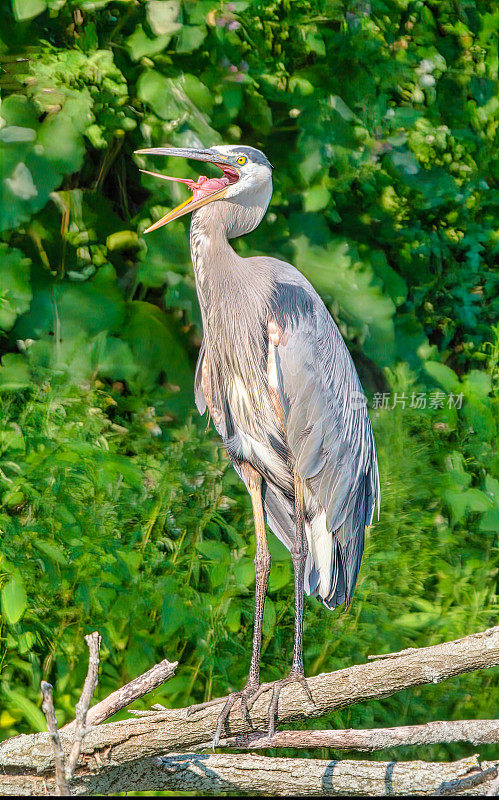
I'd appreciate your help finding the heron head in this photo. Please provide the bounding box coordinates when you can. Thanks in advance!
[134,144,273,235]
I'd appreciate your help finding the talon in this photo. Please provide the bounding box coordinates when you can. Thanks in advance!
[240,693,249,722]
[185,697,227,718]
[210,682,261,746]
[267,671,313,738]
[245,683,269,712]
[302,679,314,705]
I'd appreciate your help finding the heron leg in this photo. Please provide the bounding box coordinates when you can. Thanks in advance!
[188,464,271,746]
[267,472,314,736]
[245,464,272,685]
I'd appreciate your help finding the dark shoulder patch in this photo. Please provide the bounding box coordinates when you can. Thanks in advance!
[270,282,316,329]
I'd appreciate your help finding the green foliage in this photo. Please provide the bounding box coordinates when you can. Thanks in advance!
[0,0,498,769]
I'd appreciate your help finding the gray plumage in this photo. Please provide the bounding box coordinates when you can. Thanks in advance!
[138,141,380,607]
[186,156,379,609]
[194,254,378,607]
[137,141,380,741]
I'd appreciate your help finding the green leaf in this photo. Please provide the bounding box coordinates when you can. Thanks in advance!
[463,488,494,514]
[182,75,214,113]
[234,558,255,589]
[126,25,173,61]
[137,70,178,120]
[16,263,125,343]
[0,354,31,392]
[262,596,276,637]
[196,540,230,561]
[122,301,192,393]
[99,454,143,490]
[146,0,181,36]
[2,687,46,732]
[161,593,187,636]
[303,185,331,212]
[226,600,242,633]
[32,539,68,565]
[176,25,206,53]
[424,362,460,393]
[464,370,492,398]
[1,575,27,624]
[268,562,292,592]
[106,231,140,252]
[0,93,89,231]
[0,244,32,331]
[12,0,47,21]
[480,507,499,533]
[293,236,396,366]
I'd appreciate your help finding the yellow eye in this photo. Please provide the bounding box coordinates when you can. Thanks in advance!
[236,156,247,165]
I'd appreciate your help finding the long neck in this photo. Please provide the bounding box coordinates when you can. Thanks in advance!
[190,201,272,330]
[190,203,238,322]
[189,201,275,422]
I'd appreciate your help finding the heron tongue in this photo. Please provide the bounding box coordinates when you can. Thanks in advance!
[190,175,231,201]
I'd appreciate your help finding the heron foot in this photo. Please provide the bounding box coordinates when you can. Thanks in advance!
[211,680,266,747]
[186,680,266,747]
[267,669,314,738]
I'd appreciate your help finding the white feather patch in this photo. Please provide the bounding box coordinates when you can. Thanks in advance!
[304,488,332,598]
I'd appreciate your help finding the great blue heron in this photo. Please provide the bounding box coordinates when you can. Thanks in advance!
[135,144,379,742]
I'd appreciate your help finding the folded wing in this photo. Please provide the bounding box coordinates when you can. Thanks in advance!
[271,279,379,607]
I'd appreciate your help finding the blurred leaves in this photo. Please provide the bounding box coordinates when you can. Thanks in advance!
[0,244,31,330]
[1,573,27,625]
[0,93,89,229]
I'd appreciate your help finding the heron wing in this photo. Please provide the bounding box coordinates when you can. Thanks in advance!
[271,279,379,607]
[194,340,207,415]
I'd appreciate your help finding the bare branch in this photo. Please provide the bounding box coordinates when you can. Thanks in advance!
[2,626,498,795]
[40,682,70,797]
[216,719,499,751]
[63,658,178,729]
[1,753,498,796]
[64,632,101,782]
[368,646,420,660]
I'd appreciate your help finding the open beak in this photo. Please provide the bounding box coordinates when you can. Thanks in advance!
[134,147,239,234]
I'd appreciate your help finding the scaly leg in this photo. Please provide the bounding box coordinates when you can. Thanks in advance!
[188,464,271,746]
[267,471,314,736]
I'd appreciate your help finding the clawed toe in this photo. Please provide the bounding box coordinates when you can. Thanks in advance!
[187,673,314,744]
[186,697,223,717]
[267,671,314,738]
[212,682,261,747]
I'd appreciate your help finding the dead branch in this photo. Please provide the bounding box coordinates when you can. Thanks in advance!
[40,682,70,796]
[1,753,498,796]
[1,626,498,797]
[487,773,499,796]
[218,719,499,751]
[64,632,101,781]
[63,657,178,729]
[40,632,101,794]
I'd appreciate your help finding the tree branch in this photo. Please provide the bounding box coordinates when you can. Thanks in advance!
[40,682,70,797]
[2,626,499,797]
[217,719,499,751]
[1,753,497,796]
[62,657,178,729]
[64,632,101,781]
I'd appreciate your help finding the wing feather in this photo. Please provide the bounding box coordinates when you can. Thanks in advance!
[272,280,379,607]
[194,340,207,415]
